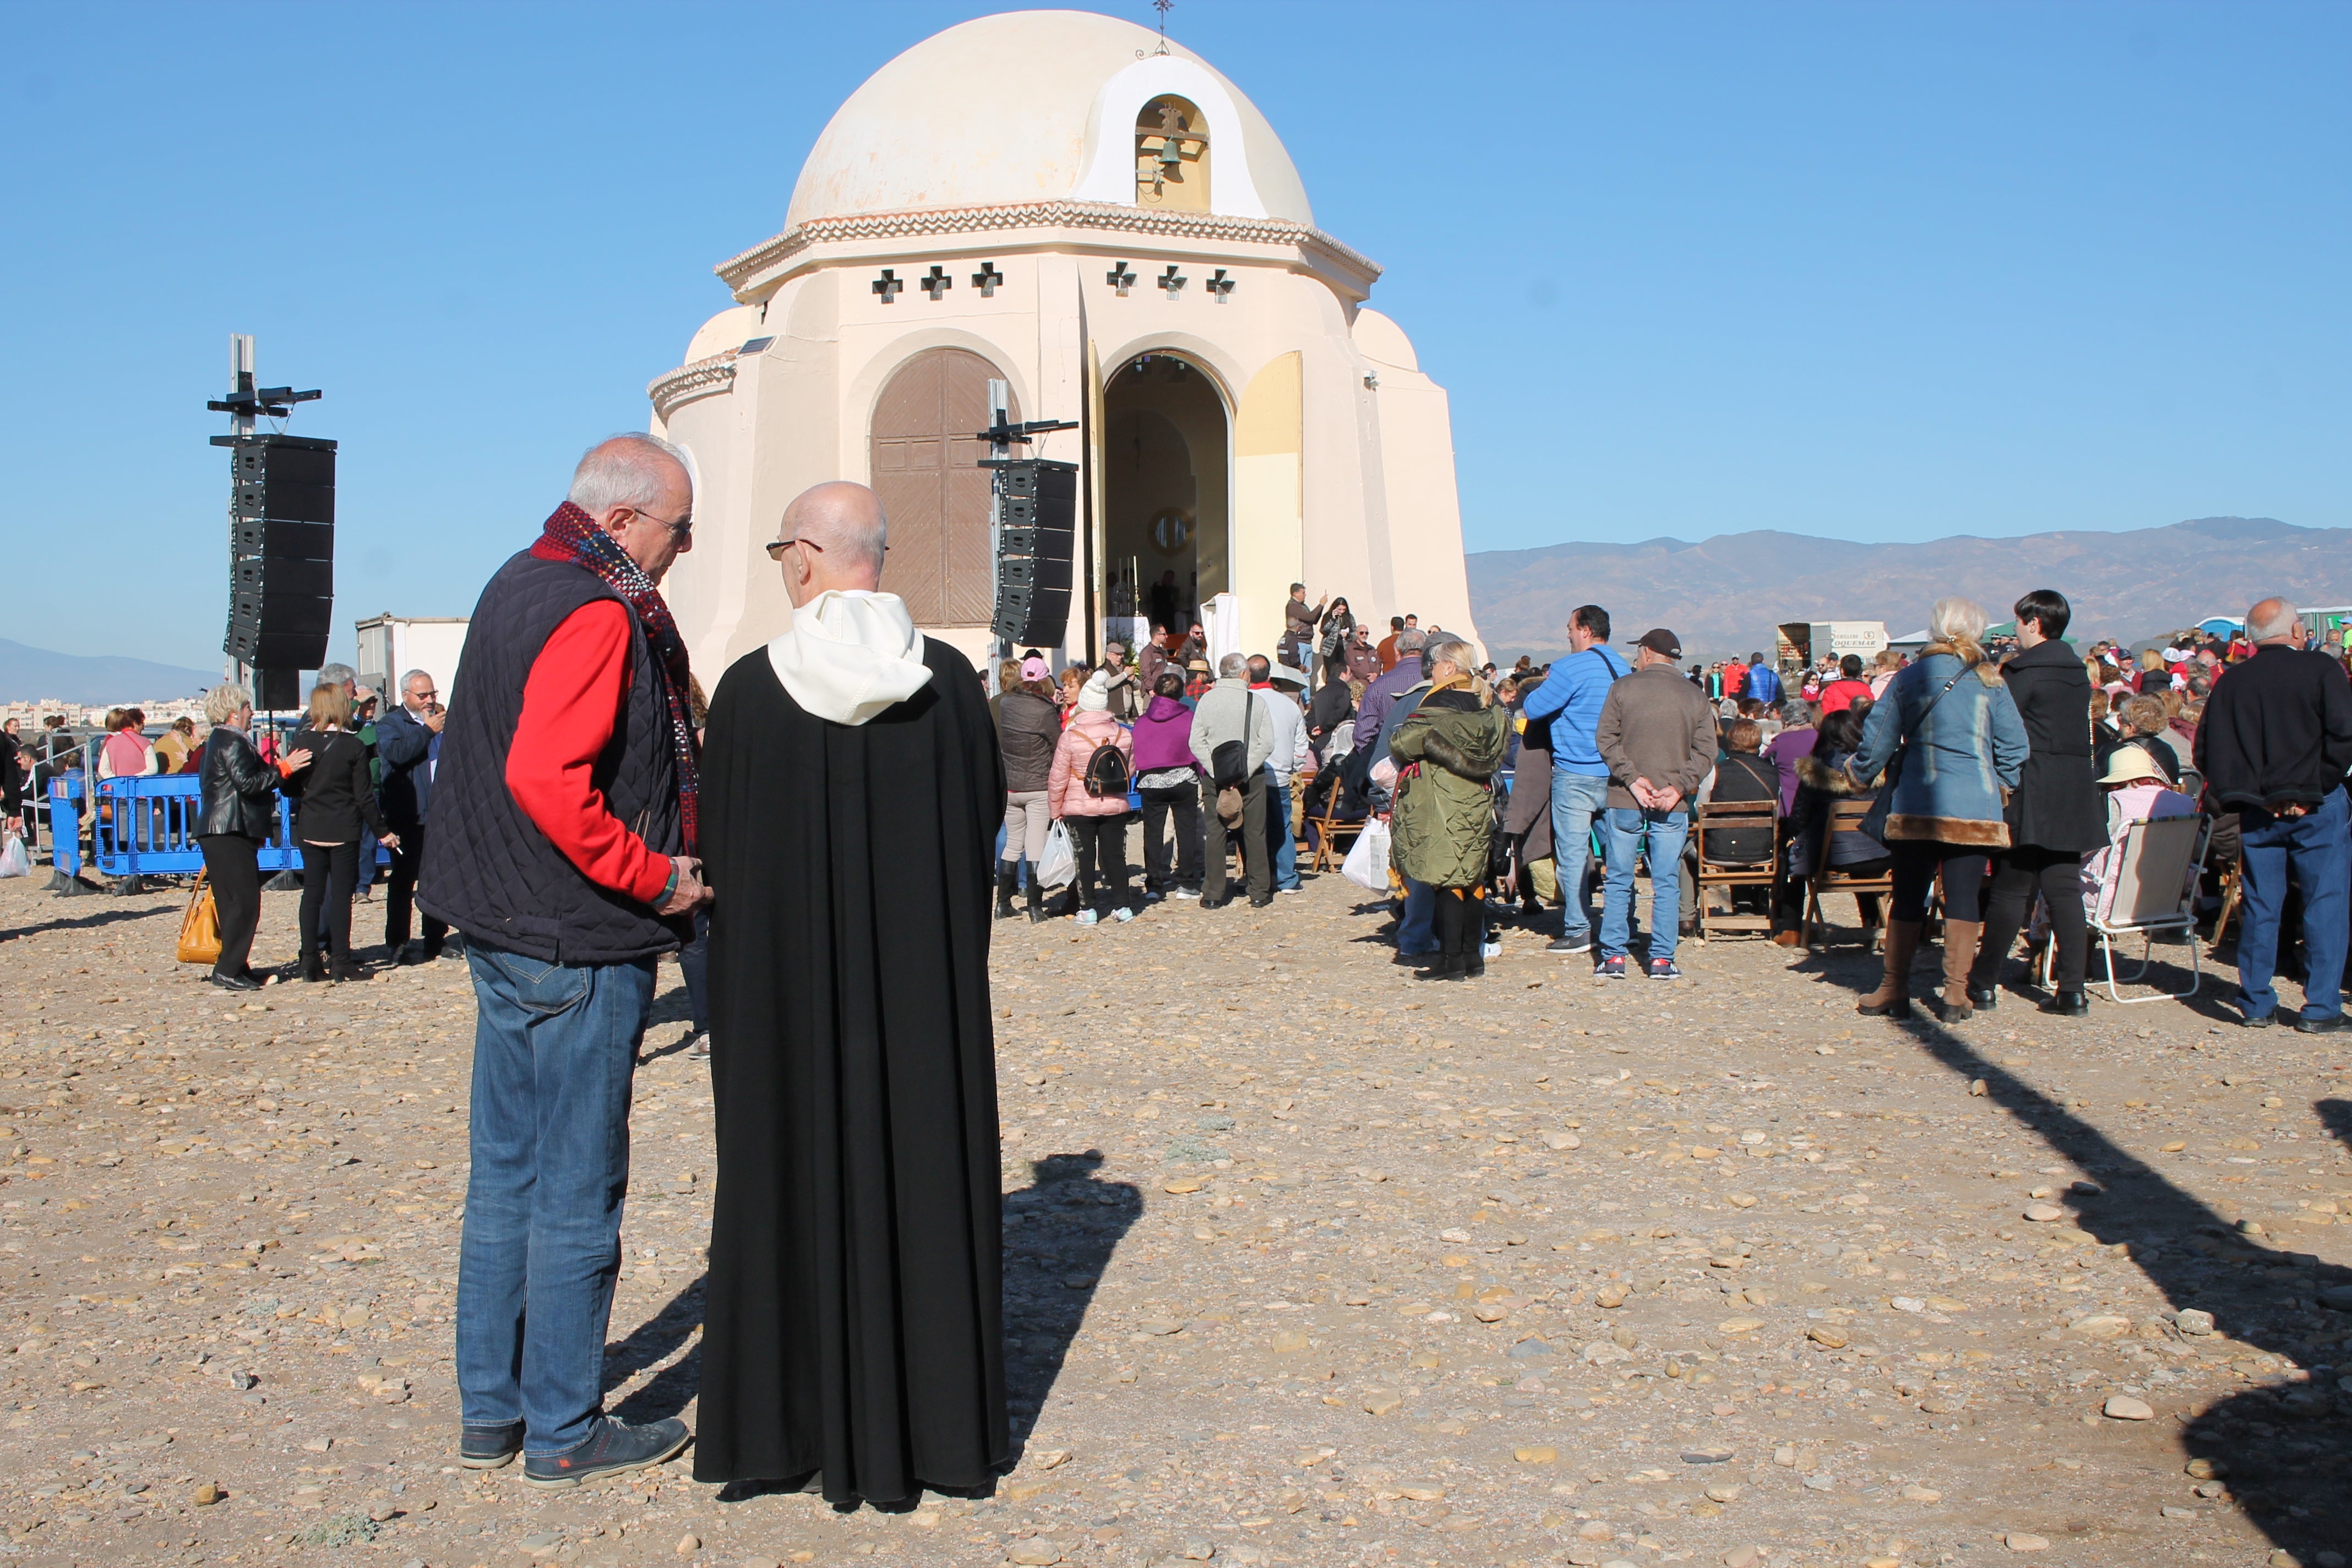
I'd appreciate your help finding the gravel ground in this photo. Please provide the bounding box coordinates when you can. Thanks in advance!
[1,864,2348,1568]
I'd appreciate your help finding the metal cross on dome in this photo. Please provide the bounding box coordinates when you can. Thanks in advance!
[1107,260,1137,297]
[917,265,953,301]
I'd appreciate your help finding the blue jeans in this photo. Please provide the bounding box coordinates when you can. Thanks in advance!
[1548,771,1610,940]
[2236,788,2349,1022]
[1266,771,1300,890]
[1600,806,1690,965]
[456,945,657,1456]
[1399,877,1436,955]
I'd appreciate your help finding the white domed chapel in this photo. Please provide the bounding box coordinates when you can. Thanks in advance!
[649,8,1478,673]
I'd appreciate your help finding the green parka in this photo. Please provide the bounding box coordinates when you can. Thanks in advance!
[1389,680,1509,889]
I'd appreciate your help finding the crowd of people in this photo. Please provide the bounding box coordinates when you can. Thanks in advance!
[10,423,2352,1511]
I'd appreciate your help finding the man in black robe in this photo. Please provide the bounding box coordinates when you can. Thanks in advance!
[695,481,1008,1505]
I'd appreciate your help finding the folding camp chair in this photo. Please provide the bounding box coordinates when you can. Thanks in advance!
[2040,814,2207,1004]
[1693,798,1777,940]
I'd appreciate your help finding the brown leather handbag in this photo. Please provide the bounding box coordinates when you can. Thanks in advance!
[177,870,222,966]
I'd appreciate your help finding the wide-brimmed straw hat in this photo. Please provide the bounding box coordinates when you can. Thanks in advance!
[2097,747,2167,786]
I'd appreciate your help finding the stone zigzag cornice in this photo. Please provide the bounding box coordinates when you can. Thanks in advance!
[713,199,1382,301]
[647,350,739,422]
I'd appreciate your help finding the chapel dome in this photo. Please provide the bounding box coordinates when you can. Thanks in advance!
[783,9,1314,231]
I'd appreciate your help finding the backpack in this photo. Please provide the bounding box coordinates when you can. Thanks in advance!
[1082,739,1131,798]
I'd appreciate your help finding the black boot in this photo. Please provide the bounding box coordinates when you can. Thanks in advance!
[1023,862,1049,924]
[994,861,1020,921]
[2040,989,2089,1017]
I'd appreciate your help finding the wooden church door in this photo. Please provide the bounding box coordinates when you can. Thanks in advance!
[869,347,1014,626]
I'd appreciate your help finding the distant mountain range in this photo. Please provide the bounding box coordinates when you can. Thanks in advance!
[0,639,218,706]
[1466,517,2352,665]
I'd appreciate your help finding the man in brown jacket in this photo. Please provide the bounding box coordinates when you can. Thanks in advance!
[1593,628,1717,979]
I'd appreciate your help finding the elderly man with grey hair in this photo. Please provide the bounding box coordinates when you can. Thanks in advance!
[2195,595,2352,1031]
[375,666,449,962]
[1353,627,1429,752]
[418,432,709,1487]
[1190,650,1276,907]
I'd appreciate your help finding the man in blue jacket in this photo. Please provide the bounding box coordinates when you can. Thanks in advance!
[376,668,450,963]
[1518,605,1630,955]
[1744,653,1782,707]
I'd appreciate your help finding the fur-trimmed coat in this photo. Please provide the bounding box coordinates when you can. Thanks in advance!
[1390,680,1509,889]
[1846,644,2027,848]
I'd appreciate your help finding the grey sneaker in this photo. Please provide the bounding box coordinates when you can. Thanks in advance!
[460,1420,525,1469]
[521,1415,690,1489]
[1546,934,1593,956]
[683,1032,710,1060]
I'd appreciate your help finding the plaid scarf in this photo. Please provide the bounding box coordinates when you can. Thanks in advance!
[530,502,700,856]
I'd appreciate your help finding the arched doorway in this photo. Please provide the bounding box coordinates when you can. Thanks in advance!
[1103,352,1227,642]
[869,347,1015,626]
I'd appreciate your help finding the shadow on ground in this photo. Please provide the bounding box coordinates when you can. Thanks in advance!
[1810,929,2352,1556]
[608,1273,707,1427]
[0,902,175,943]
[1003,1150,1141,1450]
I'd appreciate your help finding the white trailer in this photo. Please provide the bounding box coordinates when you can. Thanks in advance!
[356,614,470,705]
[1775,619,1890,671]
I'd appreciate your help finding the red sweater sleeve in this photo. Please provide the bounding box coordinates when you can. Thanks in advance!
[505,601,672,903]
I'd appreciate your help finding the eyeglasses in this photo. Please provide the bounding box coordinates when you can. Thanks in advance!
[765,535,886,560]
[632,505,692,541]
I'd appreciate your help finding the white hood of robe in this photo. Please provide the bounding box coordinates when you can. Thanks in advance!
[764,590,933,726]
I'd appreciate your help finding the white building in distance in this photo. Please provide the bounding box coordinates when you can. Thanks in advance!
[650,8,1479,676]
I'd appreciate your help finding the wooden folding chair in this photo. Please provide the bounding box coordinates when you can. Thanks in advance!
[1305,801,1364,873]
[1802,800,1896,950]
[2210,857,2243,951]
[1693,798,1777,940]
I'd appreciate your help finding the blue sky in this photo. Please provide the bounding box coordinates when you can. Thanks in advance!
[4,1,2344,668]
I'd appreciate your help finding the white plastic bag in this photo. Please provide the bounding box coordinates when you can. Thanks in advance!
[0,832,28,879]
[1035,820,1077,890]
[1341,816,1391,892]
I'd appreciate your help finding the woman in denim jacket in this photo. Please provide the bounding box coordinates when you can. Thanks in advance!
[1841,597,2028,1020]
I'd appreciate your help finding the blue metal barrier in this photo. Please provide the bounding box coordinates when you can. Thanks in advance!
[51,775,388,883]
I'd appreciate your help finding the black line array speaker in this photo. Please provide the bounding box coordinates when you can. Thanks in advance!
[216,433,337,676]
[990,458,1077,648]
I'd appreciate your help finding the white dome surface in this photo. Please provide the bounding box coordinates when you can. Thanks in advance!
[784,10,1314,230]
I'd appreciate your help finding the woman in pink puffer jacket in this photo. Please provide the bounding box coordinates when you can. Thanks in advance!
[1047,671,1136,925]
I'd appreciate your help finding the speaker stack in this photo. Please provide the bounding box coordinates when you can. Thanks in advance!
[990,458,1078,649]
[219,434,336,709]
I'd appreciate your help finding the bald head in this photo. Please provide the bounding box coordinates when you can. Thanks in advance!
[775,481,888,606]
[2246,596,2300,645]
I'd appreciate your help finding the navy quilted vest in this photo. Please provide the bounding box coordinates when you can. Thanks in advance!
[417,549,685,963]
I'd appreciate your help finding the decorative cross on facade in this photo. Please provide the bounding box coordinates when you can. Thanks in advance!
[1140,97,1207,195]
[1206,268,1235,303]
[1157,264,1186,295]
[972,262,1004,298]
[872,269,903,304]
[1106,260,1137,297]
[918,265,952,301]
